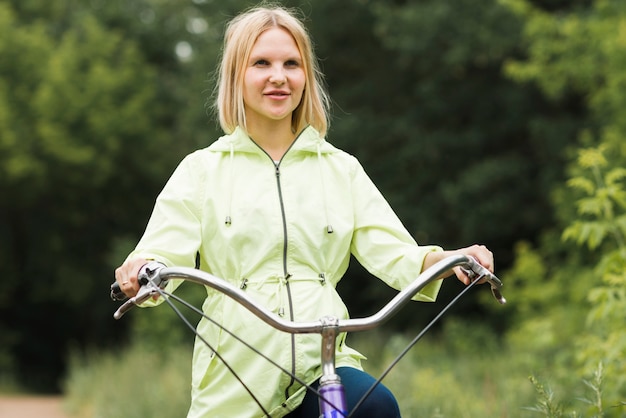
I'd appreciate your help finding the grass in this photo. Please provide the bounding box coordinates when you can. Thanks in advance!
[351,331,536,418]
[61,327,624,417]
[62,333,532,417]
[63,344,191,418]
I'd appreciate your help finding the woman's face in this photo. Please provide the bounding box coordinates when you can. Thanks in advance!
[243,27,306,129]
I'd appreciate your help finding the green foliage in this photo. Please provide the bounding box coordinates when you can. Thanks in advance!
[0,0,620,398]
[0,0,185,391]
[325,0,582,334]
[63,329,533,418]
[525,364,609,418]
[129,281,207,348]
[563,146,626,250]
[579,364,606,418]
[499,0,626,411]
[63,343,191,418]
[340,0,575,259]
[499,239,591,376]
[504,0,626,143]
[562,145,626,405]
[54,1,626,416]
[504,0,598,99]
[0,3,52,190]
[525,375,565,417]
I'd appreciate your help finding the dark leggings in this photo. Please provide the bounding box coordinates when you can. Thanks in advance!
[286,367,401,418]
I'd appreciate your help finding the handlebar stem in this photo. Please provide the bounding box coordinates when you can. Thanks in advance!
[319,316,340,386]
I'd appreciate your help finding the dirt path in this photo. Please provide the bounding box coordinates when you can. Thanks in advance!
[0,396,69,418]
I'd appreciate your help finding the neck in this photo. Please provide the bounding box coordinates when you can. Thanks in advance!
[247,119,296,161]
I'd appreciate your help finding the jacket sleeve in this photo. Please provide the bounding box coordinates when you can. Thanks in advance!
[348,157,443,302]
[127,153,205,299]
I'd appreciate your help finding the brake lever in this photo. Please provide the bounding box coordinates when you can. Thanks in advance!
[113,284,161,319]
[460,262,506,305]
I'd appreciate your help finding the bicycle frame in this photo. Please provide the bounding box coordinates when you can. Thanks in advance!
[112,254,505,417]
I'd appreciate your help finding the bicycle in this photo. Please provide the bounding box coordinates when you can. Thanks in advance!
[111,254,506,417]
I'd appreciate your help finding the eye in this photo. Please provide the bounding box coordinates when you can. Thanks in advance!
[285,59,300,67]
[253,59,269,66]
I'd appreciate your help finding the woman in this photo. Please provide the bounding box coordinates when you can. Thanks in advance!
[115,5,494,418]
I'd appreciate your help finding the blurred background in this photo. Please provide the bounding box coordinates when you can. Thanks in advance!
[1,0,625,416]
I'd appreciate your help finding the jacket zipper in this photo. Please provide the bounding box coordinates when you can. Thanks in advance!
[249,131,306,402]
[274,161,298,401]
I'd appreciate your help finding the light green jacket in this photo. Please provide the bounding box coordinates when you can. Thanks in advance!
[129,126,443,417]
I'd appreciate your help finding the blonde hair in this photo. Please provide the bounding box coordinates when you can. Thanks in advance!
[213,5,330,136]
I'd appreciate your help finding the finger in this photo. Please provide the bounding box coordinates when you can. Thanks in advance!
[453,266,471,286]
[472,245,494,272]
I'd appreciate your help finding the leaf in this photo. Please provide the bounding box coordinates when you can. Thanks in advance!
[567,177,596,195]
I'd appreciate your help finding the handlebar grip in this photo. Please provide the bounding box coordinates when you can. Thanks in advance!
[110,261,167,302]
[110,281,128,301]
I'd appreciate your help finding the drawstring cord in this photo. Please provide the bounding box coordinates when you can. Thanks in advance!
[225,140,234,225]
[316,142,334,234]
[240,274,328,316]
[245,275,288,316]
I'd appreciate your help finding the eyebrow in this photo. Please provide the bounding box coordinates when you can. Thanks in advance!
[249,52,301,61]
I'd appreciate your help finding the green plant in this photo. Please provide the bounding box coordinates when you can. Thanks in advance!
[577,363,604,418]
[562,145,626,404]
[524,375,565,418]
[524,363,611,418]
[63,343,191,418]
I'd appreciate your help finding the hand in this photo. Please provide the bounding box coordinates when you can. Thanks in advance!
[451,244,494,285]
[114,257,148,298]
[423,244,494,285]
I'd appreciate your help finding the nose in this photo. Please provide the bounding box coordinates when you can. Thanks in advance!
[269,65,286,85]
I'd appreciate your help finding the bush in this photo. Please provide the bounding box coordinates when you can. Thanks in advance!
[63,343,191,418]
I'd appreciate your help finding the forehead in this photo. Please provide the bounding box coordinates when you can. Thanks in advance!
[250,27,301,57]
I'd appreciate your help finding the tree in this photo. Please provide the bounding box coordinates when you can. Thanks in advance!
[0,1,173,391]
[502,0,626,406]
[318,0,584,266]
[317,0,584,325]
[0,0,602,392]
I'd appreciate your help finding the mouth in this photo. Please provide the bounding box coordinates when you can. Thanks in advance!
[264,90,290,99]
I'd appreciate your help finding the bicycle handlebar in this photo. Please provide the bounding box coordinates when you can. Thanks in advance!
[111,255,505,330]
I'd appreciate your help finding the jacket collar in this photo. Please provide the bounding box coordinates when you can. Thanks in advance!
[207,125,338,156]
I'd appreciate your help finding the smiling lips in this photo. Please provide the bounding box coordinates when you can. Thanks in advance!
[265,90,290,99]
